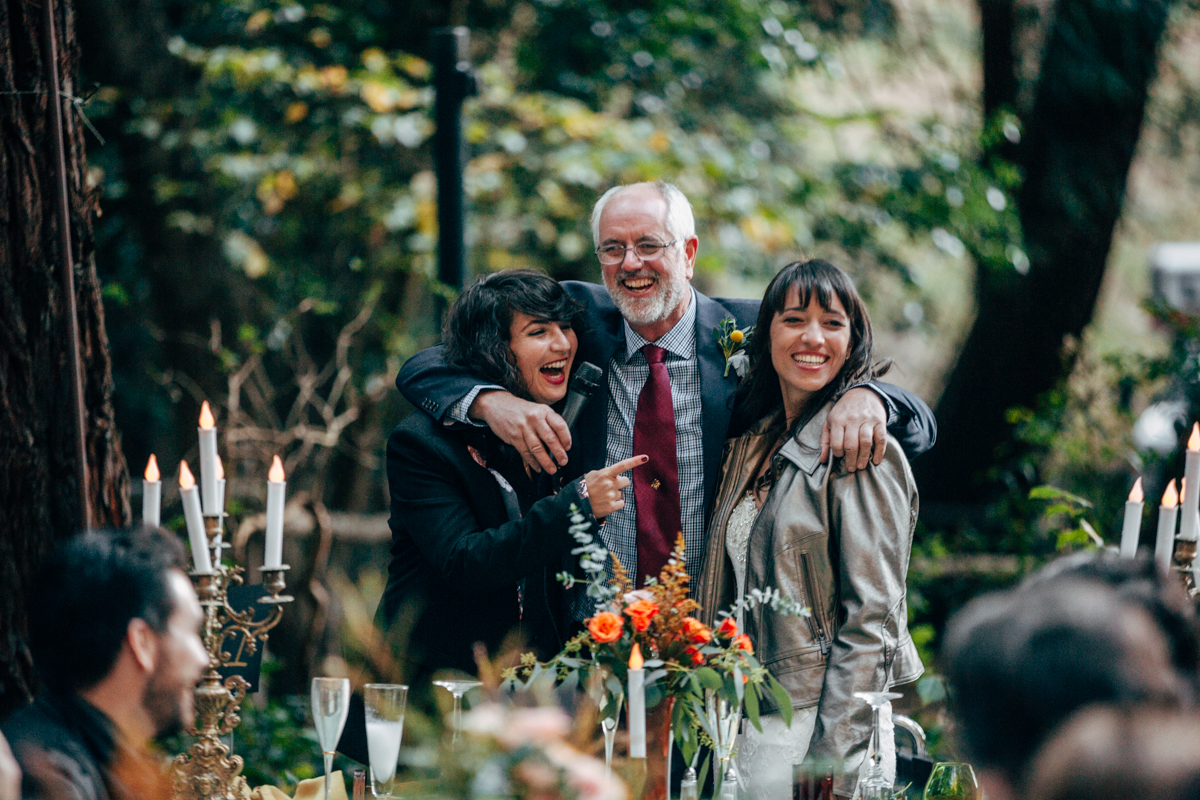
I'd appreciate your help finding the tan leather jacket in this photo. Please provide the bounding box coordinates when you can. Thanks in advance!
[695,403,923,797]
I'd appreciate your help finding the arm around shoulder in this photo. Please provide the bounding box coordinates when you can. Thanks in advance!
[863,381,936,459]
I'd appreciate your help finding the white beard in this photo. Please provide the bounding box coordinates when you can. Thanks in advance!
[607,270,690,329]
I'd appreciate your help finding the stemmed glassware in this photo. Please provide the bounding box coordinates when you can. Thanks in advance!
[588,674,624,779]
[922,763,980,800]
[432,679,483,745]
[363,684,408,799]
[853,691,902,800]
[701,689,742,798]
[311,678,351,800]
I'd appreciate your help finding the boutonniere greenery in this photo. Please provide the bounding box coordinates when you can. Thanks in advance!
[714,317,754,378]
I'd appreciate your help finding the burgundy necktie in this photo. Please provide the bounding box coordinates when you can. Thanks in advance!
[633,344,682,587]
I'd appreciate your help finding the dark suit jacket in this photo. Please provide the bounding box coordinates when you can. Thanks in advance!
[378,413,588,679]
[396,281,936,515]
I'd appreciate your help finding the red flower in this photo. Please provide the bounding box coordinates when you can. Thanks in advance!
[681,617,712,644]
[587,611,624,643]
[715,617,739,639]
[734,634,754,654]
[624,599,660,633]
[683,645,705,666]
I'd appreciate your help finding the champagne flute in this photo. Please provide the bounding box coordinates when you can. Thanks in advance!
[853,691,902,800]
[431,679,482,745]
[364,684,408,799]
[312,677,351,800]
[922,763,979,800]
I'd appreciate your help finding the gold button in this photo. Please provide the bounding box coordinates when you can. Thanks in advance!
[651,479,661,490]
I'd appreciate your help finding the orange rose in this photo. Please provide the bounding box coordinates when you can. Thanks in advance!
[734,634,754,654]
[587,611,624,643]
[715,617,739,638]
[682,617,712,644]
[684,645,705,666]
[624,599,660,633]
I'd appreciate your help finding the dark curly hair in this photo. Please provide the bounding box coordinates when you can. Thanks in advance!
[443,269,586,400]
[28,526,187,693]
[731,259,890,436]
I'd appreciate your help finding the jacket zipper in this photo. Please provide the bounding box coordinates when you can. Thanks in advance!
[800,551,831,656]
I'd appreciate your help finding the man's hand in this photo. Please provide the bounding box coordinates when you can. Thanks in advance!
[820,387,887,472]
[470,390,573,474]
[584,455,647,518]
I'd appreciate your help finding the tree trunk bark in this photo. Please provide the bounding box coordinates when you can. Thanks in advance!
[916,0,1172,505]
[0,0,130,717]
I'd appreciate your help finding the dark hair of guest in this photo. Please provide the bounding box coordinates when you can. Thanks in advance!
[731,259,889,436]
[443,269,585,400]
[28,526,187,694]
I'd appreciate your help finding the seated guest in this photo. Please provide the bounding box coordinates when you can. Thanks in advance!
[377,269,643,679]
[1,527,208,800]
[1026,706,1200,800]
[1023,550,1200,695]
[942,576,1186,800]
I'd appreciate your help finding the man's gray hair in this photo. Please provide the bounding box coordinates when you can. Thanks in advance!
[590,180,696,246]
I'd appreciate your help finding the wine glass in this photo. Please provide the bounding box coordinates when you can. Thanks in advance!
[312,678,351,800]
[922,763,979,800]
[363,684,408,798]
[588,672,624,779]
[853,691,902,800]
[432,679,483,745]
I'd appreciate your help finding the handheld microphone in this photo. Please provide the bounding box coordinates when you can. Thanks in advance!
[561,362,603,429]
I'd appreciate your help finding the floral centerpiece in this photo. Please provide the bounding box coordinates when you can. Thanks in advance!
[504,508,805,796]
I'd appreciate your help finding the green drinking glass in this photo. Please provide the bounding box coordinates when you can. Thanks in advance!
[922,762,980,800]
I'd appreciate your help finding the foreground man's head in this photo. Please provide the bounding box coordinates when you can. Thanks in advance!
[28,526,209,743]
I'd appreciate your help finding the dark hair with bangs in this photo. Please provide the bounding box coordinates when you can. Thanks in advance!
[730,259,890,436]
[443,269,585,400]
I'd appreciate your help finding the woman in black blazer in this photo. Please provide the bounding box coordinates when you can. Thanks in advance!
[378,270,642,681]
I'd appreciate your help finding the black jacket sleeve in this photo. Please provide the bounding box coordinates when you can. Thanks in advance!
[867,381,937,460]
[395,344,485,423]
[387,425,587,590]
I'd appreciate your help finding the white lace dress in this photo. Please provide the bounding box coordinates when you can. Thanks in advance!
[725,493,894,800]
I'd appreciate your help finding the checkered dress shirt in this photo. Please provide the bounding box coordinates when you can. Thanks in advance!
[572,289,705,620]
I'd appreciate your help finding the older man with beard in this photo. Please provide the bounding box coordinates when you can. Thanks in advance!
[2,527,208,800]
[397,180,935,605]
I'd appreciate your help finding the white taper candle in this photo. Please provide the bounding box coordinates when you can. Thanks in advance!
[1119,478,1144,559]
[142,454,162,528]
[179,460,213,574]
[264,455,286,569]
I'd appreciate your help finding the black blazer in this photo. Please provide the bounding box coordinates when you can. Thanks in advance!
[396,281,936,515]
[378,412,588,679]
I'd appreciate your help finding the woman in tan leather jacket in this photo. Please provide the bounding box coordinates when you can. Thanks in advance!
[695,259,922,800]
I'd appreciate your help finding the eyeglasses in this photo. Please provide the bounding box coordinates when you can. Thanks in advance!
[594,239,678,265]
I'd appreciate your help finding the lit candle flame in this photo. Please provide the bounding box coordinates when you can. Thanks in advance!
[179,460,196,490]
[145,454,160,483]
[216,455,224,480]
[1189,423,1200,452]
[199,401,215,430]
[629,642,644,670]
[268,454,285,483]
[1163,479,1178,509]
[1129,477,1143,504]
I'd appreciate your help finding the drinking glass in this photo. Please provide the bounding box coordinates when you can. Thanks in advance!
[312,678,351,800]
[922,763,979,800]
[364,684,408,799]
[432,679,482,745]
[587,671,624,779]
[853,691,902,800]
